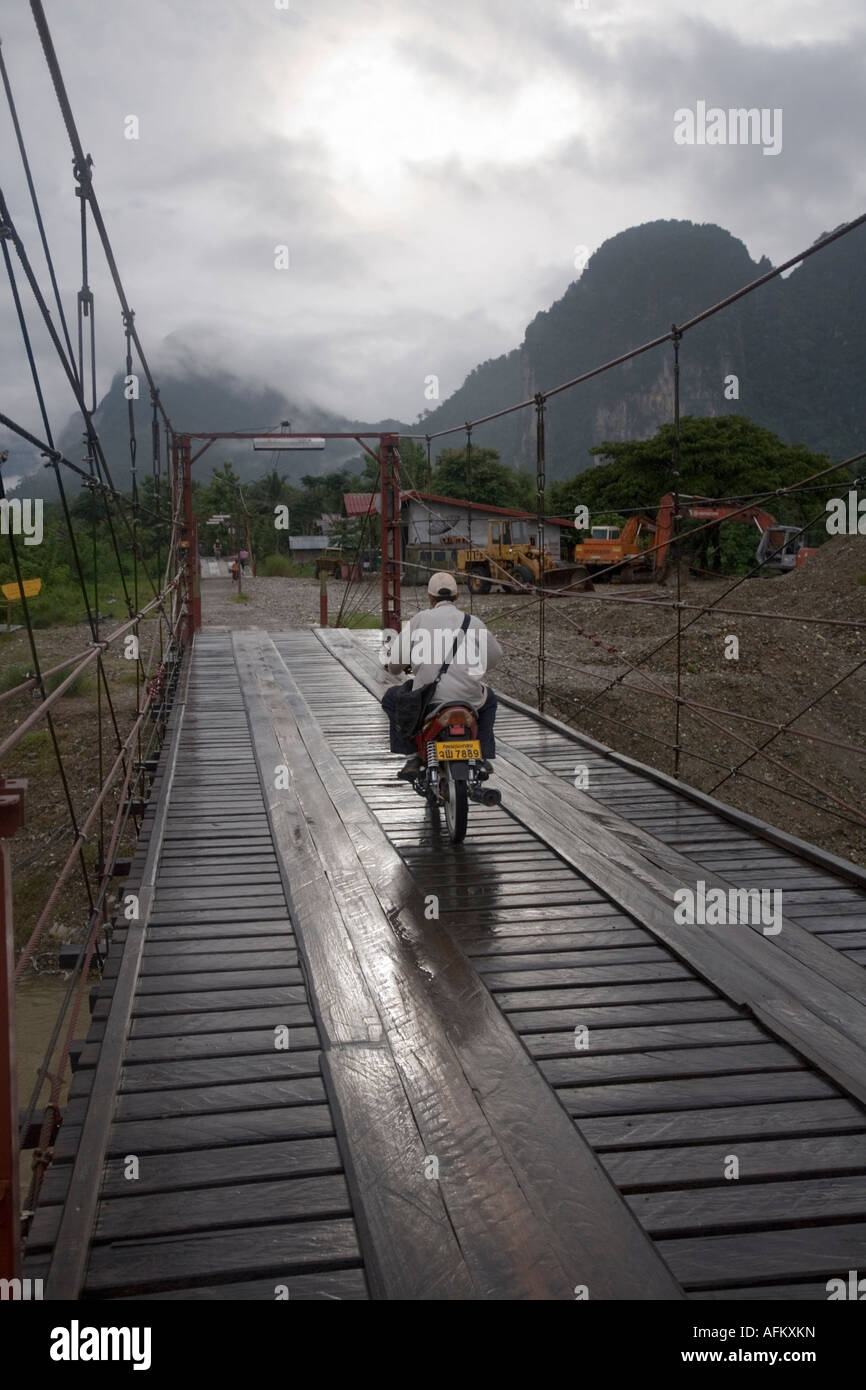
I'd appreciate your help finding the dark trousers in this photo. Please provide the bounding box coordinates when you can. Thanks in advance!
[381,684,498,758]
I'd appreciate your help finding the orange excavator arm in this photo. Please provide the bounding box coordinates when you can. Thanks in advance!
[653,494,777,577]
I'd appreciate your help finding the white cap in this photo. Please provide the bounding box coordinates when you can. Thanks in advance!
[427,571,458,600]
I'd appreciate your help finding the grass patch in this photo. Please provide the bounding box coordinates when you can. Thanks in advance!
[257,554,317,578]
[43,668,96,698]
[858,573,866,585]
[230,592,252,604]
[330,611,380,629]
[14,728,55,774]
[0,663,31,694]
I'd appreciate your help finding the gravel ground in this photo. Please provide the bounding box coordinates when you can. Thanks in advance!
[203,535,866,866]
[1,622,145,954]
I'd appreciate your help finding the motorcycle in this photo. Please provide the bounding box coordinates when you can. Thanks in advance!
[411,701,501,843]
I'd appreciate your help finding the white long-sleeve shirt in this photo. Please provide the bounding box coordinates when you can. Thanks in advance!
[385,602,502,709]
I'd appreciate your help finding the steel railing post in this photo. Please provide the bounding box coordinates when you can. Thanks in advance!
[0,777,26,1282]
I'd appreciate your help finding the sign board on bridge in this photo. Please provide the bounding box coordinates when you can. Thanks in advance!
[2,577,41,632]
[2,579,42,600]
[253,437,325,451]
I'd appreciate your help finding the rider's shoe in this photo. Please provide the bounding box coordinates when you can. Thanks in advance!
[397,755,422,782]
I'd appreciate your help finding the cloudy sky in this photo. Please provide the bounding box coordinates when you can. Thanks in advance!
[1,0,865,451]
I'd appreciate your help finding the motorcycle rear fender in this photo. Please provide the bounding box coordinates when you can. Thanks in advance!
[446,762,471,781]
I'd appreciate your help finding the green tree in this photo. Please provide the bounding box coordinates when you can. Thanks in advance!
[430,446,527,506]
[397,438,431,491]
[198,460,243,518]
[548,416,840,533]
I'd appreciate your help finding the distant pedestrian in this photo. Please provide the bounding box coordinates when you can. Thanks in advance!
[230,560,240,584]
[239,549,249,572]
[214,539,222,560]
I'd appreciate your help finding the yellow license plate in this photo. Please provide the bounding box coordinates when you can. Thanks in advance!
[437,740,481,760]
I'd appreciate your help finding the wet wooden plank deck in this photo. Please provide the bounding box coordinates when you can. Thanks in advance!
[24,626,866,1301]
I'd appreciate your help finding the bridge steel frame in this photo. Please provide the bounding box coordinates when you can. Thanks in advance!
[173,430,402,632]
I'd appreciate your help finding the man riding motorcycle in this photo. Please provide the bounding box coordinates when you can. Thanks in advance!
[381,571,502,781]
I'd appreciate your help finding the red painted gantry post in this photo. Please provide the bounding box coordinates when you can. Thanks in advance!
[0,777,25,1283]
[380,433,401,631]
[176,434,201,641]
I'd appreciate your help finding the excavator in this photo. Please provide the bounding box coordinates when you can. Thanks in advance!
[653,495,816,579]
[571,515,657,581]
[571,496,815,581]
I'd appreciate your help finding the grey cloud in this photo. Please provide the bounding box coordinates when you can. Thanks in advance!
[1,0,863,435]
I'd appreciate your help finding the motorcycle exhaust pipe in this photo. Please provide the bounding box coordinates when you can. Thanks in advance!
[470,786,501,807]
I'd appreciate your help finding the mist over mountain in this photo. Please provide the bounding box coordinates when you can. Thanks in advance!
[7,217,863,500]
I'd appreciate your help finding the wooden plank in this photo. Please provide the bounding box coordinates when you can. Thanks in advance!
[134,950,299,977]
[482,962,695,992]
[577,1097,862,1150]
[111,1269,369,1300]
[604,1133,866,1191]
[94,986,308,1020]
[511,999,742,1033]
[148,906,293,925]
[118,920,293,943]
[69,1048,321,1098]
[30,1174,352,1250]
[465,929,654,954]
[658,1222,866,1289]
[523,1018,766,1057]
[474,946,670,972]
[629,1174,866,1236]
[82,1217,362,1297]
[496,981,718,1012]
[132,968,304,995]
[78,1024,318,1067]
[134,936,296,957]
[65,1075,327,1125]
[691,1281,834,1300]
[323,1046,477,1299]
[561,1070,836,1118]
[234,635,481,1299]
[37,1136,343,1205]
[540,1042,798,1087]
[115,1052,321,1093]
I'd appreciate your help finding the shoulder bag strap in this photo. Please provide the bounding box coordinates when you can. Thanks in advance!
[433,611,471,684]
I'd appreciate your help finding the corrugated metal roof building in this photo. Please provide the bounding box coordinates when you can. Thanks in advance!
[343,489,575,585]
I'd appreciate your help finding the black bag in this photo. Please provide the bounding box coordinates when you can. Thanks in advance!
[392,613,471,742]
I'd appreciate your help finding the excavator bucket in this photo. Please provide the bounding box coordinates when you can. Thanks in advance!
[541,563,594,592]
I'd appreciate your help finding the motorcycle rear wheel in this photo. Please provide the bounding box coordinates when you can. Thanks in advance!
[442,768,468,843]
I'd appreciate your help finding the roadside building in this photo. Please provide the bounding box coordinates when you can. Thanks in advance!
[288,534,332,563]
[339,489,575,585]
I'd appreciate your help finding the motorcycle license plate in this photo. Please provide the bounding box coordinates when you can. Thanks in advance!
[437,740,481,761]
